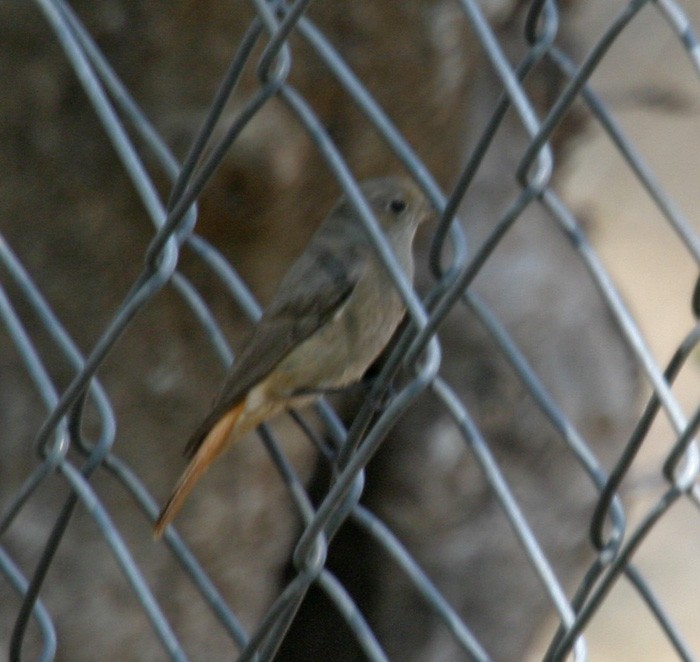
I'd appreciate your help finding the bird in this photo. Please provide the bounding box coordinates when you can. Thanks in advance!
[153,177,431,538]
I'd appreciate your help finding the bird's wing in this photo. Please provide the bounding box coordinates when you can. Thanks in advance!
[183,243,365,458]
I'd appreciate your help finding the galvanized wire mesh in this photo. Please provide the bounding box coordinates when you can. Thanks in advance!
[1,0,700,660]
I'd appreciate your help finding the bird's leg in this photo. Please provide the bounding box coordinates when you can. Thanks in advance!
[360,375,398,411]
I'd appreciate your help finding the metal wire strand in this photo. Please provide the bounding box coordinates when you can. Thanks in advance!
[2,0,700,660]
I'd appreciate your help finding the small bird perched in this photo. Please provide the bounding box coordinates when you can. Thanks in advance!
[154,177,430,538]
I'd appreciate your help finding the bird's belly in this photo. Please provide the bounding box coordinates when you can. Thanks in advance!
[273,286,404,396]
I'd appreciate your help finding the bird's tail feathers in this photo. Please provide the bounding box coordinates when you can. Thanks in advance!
[153,401,244,539]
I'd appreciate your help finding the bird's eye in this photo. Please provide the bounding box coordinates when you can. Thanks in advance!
[389,198,407,214]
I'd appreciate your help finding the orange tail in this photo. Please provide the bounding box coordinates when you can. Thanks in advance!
[153,401,245,539]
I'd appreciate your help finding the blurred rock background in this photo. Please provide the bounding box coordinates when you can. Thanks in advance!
[547,2,700,658]
[0,1,698,660]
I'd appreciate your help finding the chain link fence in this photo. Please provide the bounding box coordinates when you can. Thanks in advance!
[1,0,700,660]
